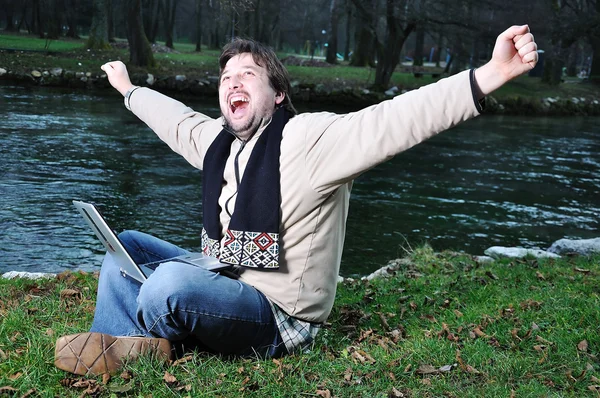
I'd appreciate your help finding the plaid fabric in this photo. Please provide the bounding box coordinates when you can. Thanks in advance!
[269,301,321,354]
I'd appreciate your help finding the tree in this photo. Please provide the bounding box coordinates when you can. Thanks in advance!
[349,0,376,67]
[372,0,416,90]
[126,0,156,67]
[326,0,340,64]
[87,0,111,49]
[195,0,203,51]
[163,0,179,48]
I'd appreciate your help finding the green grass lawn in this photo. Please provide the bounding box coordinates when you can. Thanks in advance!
[1,246,599,397]
[4,32,598,101]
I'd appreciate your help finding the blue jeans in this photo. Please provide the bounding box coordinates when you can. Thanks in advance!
[90,230,286,358]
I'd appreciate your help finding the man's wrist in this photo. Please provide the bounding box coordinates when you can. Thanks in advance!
[124,86,140,111]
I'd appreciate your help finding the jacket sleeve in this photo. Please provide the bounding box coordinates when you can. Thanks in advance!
[128,87,222,170]
[301,69,482,194]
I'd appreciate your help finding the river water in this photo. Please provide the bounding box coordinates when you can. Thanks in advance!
[1,85,599,276]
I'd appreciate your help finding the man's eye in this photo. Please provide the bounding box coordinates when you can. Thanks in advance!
[221,76,230,82]
[244,71,254,76]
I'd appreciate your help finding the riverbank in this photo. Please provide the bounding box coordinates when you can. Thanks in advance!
[2,33,600,115]
[1,245,599,397]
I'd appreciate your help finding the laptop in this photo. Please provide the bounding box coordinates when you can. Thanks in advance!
[73,200,231,283]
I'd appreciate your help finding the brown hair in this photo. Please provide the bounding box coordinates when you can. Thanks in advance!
[219,38,297,115]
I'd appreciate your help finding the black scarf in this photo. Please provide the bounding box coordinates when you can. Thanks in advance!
[201,107,291,269]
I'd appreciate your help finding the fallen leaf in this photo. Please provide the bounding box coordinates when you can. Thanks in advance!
[472,326,487,338]
[316,389,331,398]
[60,288,82,300]
[390,387,405,397]
[377,312,391,331]
[0,349,6,360]
[421,378,432,385]
[574,267,590,274]
[101,373,111,385]
[409,301,417,311]
[591,376,600,383]
[163,371,177,384]
[578,340,589,352]
[173,354,194,366]
[20,389,36,398]
[343,367,353,382]
[120,370,133,380]
[358,329,373,342]
[536,335,555,346]
[175,384,192,392]
[588,385,600,392]
[0,387,17,394]
[453,309,463,318]
[536,271,545,280]
[416,364,439,375]
[404,364,412,373]
[533,345,547,351]
[485,271,498,280]
[9,372,22,381]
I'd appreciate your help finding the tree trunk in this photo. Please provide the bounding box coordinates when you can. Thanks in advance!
[195,0,202,51]
[107,0,115,42]
[127,0,155,67]
[413,22,425,67]
[44,0,61,39]
[64,0,79,38]
[349,0,375,67]
[373,0,415,90]
[87,0,110,49]
[344,0,352,61]
[4,1,16,32]
[164,0,178,49]
[31,0,42,37]
[326,0,339,64]
[589,37,600,84]
[16,2,29,32]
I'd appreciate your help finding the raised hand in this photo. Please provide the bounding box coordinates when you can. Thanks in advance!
[101,61,135,97]
[474,25,539,97]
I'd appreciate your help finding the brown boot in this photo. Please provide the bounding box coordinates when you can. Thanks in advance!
[54,332,172,376]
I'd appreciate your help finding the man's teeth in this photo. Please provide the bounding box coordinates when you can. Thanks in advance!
[230,96,249,106]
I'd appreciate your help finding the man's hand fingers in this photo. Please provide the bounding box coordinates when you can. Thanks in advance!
[514,33,535,51]
[522,51,539,67]
[499,24,530,43]
[518,41,538,58]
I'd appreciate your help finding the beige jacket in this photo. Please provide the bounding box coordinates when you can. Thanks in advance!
[129,69,481,323]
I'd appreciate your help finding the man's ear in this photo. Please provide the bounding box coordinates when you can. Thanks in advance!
[275,92,285,105]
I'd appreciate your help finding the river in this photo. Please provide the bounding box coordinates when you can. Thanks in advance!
[1,84,598,276]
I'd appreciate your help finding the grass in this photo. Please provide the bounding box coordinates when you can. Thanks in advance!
[1,246,600,397]
[2,32,598,101]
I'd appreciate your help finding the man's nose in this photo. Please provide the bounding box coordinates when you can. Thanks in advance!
[229,75,242,89]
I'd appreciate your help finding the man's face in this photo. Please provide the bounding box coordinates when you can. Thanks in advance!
[219,53,285,140]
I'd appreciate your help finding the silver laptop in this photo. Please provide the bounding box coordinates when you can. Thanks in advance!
[73,200,230,283]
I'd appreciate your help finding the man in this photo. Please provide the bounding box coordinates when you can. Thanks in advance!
[55,25,538,376]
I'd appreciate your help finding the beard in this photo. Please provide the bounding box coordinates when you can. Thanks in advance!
[222,113,262,141]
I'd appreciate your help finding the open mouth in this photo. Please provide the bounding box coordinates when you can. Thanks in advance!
[229,94,249,113]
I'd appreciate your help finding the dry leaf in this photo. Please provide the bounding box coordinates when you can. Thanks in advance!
[173,354,194,366]
[421,378,432,385]
[163,371,177,384]
[416,364,439,375]
[404,364,412,373]
[390,387,405,397]
[578,340,589,352]
[574,267,590,274]
[536,335,555,346]
[60,288,82,299]
[536,271,545,280]
[588,385,600,392]
[533,344,547,351]
[20,389,36,398]
[343,367,353,382]
[485,271,499,280]
[453,309,463,318]
[316,389,332,398]
[102,373,111,384]
[591,376,600,383]
[0,387,17,394]
[9,372,22,381]
[472,326,487,338]
[377,312,391,331]
[120,370,133,380]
